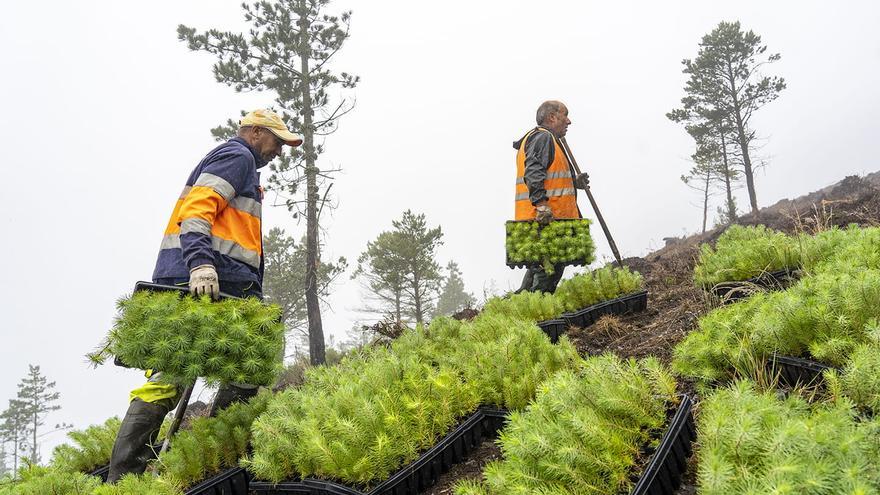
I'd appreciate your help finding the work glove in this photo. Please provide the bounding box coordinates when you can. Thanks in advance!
[535,204,554,226]
[190,264,219,299]
[575,172,590,190]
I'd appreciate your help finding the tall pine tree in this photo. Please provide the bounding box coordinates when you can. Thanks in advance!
[16,365,61,464]
[668,21,785,214]
[178,0,358,365]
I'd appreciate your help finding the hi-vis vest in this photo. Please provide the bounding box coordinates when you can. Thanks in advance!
[515,128,580,220]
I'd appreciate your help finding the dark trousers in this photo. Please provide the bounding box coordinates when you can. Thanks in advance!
[517,263,566,294]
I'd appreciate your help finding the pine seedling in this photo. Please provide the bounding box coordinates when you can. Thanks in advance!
[50,417,121,474]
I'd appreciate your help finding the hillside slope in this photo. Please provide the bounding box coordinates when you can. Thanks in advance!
[425,173,880,495]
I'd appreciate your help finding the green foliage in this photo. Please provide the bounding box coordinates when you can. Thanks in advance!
[263,227,348,351]
[505,220,596,274]
[694,225,799,287]
[825,337,880,412]
[482,290,564,322]
[248,350,480,484]
[249,309,579,484]
[677,225,880,388]
[156,390,271,488]
[672,292,771,383]
[0,465,100,495]
[90,291,284,386]
[481,267,643,322]
[697,381,880,494]
[455,355,678,495]
[50,417,121,474]
[554,266,644,313]
[353,210,445,324]
[91,473,181,495]
[393,315,580,410]
[434,261,476,317]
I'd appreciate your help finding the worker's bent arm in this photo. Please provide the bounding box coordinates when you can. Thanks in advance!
[177,150,252,270]
[523,130,554,206]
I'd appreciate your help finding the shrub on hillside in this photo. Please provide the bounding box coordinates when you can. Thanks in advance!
[455,354,677,495]
[697,381,880,494]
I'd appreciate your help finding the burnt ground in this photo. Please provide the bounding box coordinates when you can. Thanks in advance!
[424,173,880,495]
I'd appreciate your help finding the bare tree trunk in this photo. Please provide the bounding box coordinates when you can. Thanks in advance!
[413,272,422,324]
[31,408,37,463]
[701,165,710,234]
[299,6,325,366]
[726,63,759,214]
[394,290,402,326]
[719,125,736,222]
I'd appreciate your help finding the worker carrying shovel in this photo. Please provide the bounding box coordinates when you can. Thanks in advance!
[513,100,590,293]
[107,109,302,483]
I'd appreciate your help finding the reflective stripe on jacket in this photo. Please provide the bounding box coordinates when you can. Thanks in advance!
[514,127,580,220]
[152,137,266,285]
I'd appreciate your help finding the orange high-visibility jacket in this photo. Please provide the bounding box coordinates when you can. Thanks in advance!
[514,127,580,220]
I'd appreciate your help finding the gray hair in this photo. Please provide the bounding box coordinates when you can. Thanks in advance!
[536,100,564,125]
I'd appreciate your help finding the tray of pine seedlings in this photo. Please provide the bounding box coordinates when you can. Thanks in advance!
[695,380,880,494]
[674,266,880,390]
[453,354,692,495]
[245,314,580,495]
[87,281,285,388]
[693,224,875,303]
[505,219,596,272]
[482,266,646,343]
[693,225,800,296]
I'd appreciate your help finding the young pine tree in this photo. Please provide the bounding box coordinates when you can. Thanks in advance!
[433,261,476,317]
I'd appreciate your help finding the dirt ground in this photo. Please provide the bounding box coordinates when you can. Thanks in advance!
[423,173,880,495]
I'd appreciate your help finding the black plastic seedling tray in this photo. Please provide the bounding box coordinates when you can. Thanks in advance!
[185,466,251,495]
[560,290,649,329]
[768,353,833,388]
[710,269,796,302]
[630,395,696,495]
[505,219,592,269]
[537,318,568,343]
[535,291,649,342]
[249,407,509,495]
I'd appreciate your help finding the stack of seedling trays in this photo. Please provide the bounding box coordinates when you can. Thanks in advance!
[505,219,594,269]
[631,395,696,495]
[767,353,834,389]
[249,407,509,495]
[537,290,649,343]
[710,269,797,302]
